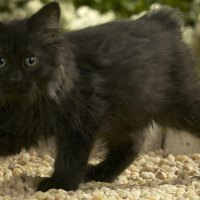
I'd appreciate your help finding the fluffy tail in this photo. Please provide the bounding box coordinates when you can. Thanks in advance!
[143,6,183,31]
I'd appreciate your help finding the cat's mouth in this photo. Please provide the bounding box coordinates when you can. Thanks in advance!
[3,83,33,95]
[6,88,29,94]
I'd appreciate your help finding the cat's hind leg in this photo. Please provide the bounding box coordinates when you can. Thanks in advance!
[84,128,145,182]
[156,86,200,139]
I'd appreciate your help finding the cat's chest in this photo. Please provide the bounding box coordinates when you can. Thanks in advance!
[0,103,58,138]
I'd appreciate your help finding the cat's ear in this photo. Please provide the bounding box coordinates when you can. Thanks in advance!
[28,2,61,39]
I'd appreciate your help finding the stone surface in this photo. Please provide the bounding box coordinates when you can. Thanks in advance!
[164,129,200,155]
[142,123,200,155]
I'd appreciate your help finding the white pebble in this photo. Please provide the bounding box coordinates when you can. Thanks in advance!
[21,153,30,163]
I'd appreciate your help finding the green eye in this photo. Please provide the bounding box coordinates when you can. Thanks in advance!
[25,56,38,67]
[0,57,7,68]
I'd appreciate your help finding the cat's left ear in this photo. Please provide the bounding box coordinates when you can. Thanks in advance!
[28,2,60,36]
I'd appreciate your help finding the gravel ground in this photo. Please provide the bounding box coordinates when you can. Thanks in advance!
[0,140,200,200]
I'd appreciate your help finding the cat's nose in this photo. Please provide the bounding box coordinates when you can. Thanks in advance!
[9,71,22,83]
[8,72,22,92]
[10,77,22,83]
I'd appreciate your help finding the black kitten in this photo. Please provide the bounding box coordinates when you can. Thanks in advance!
[0,2,199,191]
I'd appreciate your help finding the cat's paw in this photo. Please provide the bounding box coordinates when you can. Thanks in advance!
[84,164,114,183]
[84,164,97,182]
[37,177,78,192]
[37,178,62,192]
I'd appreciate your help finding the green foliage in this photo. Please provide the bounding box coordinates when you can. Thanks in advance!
[0,0,28,11]
[72,0,191,16]
[72,0,194,25]
[0,0,196,25]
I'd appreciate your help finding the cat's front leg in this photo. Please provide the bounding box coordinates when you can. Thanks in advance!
[37,131,94,192]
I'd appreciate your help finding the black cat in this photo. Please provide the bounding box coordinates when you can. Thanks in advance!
[0,2,199,192]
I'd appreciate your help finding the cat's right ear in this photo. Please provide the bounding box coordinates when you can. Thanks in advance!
[28,2,60,35]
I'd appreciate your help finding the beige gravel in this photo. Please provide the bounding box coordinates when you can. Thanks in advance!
[0,142,200,200]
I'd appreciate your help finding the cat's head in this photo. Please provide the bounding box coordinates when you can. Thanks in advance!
[0,2,72,105]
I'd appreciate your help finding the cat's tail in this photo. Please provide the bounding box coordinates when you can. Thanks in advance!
[143,6,183,32]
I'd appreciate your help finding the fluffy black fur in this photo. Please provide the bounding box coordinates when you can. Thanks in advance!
[0,2,199,191]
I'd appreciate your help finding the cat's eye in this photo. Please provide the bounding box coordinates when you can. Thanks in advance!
[25,56,38,67]
[0,57,7,68]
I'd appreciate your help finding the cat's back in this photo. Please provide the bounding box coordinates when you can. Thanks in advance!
[66,7,182,60]
[65,7,184,87]
[65,7,188,115]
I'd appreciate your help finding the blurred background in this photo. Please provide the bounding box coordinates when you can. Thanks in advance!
[0,0,199,56]
[0,0,199,45]
[0,0,197,27]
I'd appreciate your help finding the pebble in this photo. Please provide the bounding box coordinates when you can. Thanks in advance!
[183,164,193,171]
[21,154,30,163]
[92,195,102,200]
[142,163,154,172]
[156,171,167,179]
[13,168,22,176]
[141,172,155,179]
[176,155,189,162]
